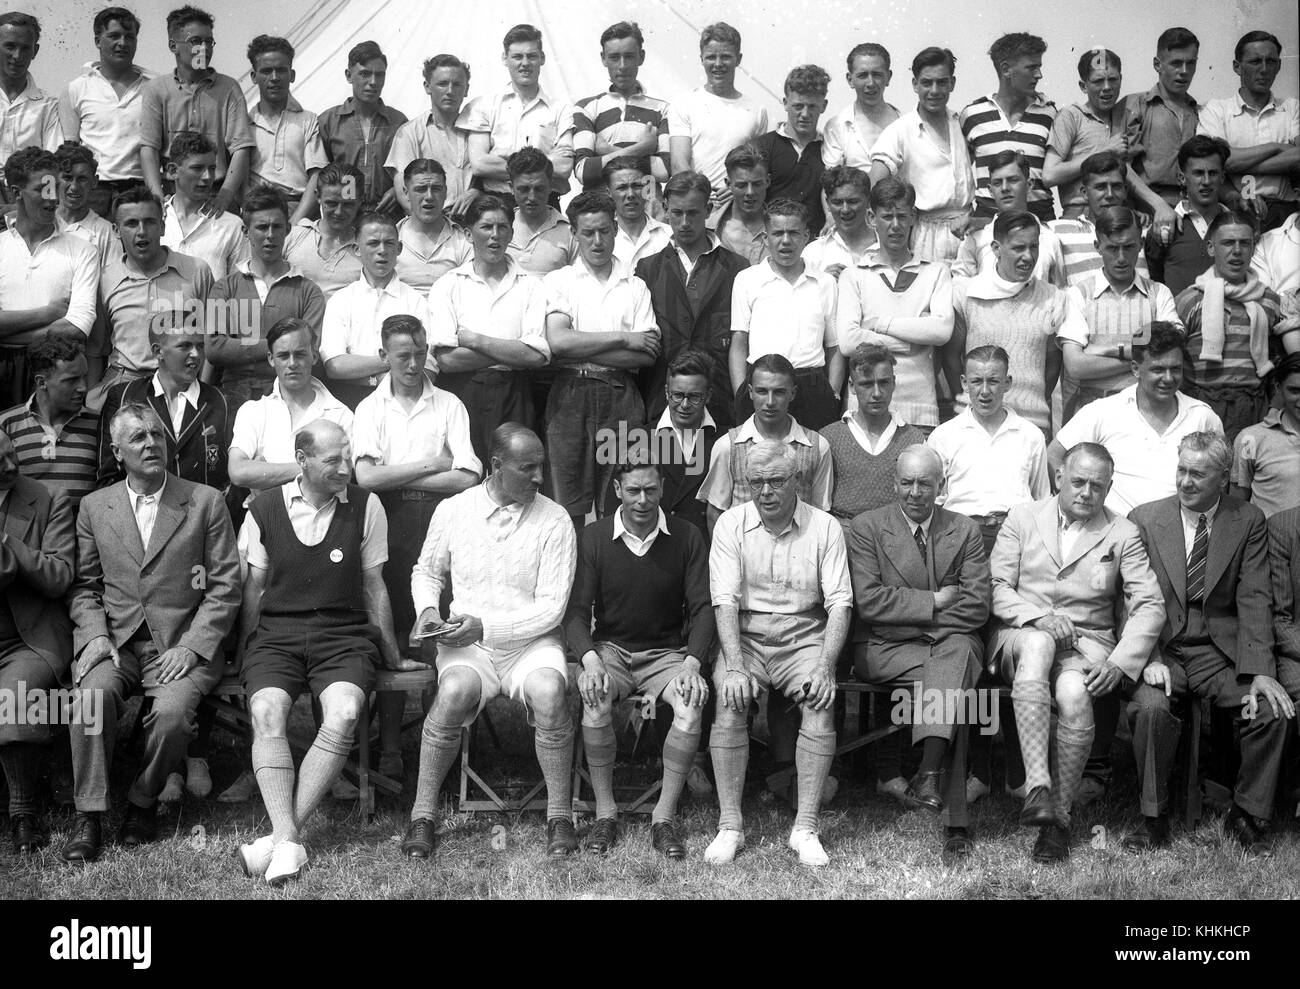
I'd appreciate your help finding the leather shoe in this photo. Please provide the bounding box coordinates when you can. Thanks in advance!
[545,816,577,857]
[61,812,102,864]
[117,802,157,847]
[1123,815,1171,853]
[1031,823,1070,864]
[1019,785,1057,827]
[650,821,686,860]
[583,817,618,854]
[1225,804,1271,857]
[942,826,974,865]
[402,818,437,859]
[903,771,943,813]
[11,813,46,855]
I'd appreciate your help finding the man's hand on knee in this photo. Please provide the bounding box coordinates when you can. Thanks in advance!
[74,636,120,685]
[1084,659,1123,698]
[578,651,610,708]
[673,656,709,709]
[804,667,837,712]
[1245,675,1295,721]
[719,667,757,713]
[156,646,199,685]
[1141,661,1172,697]
[1030,614,1078,649]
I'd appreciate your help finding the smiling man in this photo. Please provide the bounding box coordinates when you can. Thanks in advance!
[712,143,770,265]
[0,12,63,160]
[246,35,327,223]
[754,65,831,235]
[822,43,900,171]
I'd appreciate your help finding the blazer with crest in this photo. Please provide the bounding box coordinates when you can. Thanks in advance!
[96,377,230,491]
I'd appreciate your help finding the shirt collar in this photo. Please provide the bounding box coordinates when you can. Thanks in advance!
[356,273,403,297]
[741,498,809,534]
[377,373,436,406]
[656,406,717,431]
[606,82,645,97]
[288,474,348,507]
[269,376,343,411]
[612,506,670,541]
[252,95,304,117]
[1232,90,1282,115]
[674,232,721,257]
[337,96,396,119]
[1090,270,1152,298]
[736,414,813,447]
[480,484,524,520]
[126,474,166,501]
[903,508,934,537]
[236,258,304,283]
[758,257,816,285]
[150,373,201,408]
[1180,499,1218,529]
[776,120,821,144]
[859,247,921,271]
[1146,82,1198,110]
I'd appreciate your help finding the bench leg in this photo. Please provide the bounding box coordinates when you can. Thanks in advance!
[358,695,374,822]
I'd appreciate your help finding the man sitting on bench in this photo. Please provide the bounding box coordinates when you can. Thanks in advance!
[848,445,990,863]
[564,459,714,859]
[236,420,413,884]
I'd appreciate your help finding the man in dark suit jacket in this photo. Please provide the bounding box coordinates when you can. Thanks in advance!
[1131,431,1294,856]
[0,433,75,854]
[62,403,241,864]
[849,445,990,863]
[1267,506,1300,702]
[96,326,231,492]
[636,171,748,431]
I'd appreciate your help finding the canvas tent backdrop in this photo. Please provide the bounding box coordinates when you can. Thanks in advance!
[42,0,1298,145]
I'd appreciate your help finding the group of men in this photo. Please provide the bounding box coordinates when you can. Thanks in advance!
[1,6,1298,882]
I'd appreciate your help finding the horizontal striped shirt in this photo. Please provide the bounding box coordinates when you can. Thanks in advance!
[1175,284,1283,387]
[572,86,671,188]
[1068,272,1181,393]
[0,399,100,508]
[1048,215,1150,287]
[960,93,1057,220]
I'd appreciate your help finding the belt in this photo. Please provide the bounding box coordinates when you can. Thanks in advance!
[382,489,442,502]
[559,364,632,385]
[970,512,1008,527]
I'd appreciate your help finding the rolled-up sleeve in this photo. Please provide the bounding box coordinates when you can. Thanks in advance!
[708,509,744,608]
[819,518,853,611]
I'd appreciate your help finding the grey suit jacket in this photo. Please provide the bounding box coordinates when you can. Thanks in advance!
[68,474,240,663]
[0,475,75,681]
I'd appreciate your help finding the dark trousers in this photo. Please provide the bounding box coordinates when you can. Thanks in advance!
[969,514,1024,789]
[1185,382,1266,449]
[438,368,533,466]
[734,366,841,430]
[545,371,645,518]
[378,492,442,647]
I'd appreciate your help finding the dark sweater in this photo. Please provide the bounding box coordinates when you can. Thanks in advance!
[564,512,714,662]
[820,420,927,519]
[1146,221,1210,297]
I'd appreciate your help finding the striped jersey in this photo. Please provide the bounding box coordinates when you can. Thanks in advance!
[1175,285,1283,388]
[572,87,671,188]
[1049,215,1150,288]
[0,399,100,508]
[960,93,1057,220]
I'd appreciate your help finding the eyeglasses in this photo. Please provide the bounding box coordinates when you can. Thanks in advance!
[746,475,791,492]
[667,391,707,407]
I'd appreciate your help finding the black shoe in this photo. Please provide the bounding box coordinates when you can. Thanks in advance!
[1019,785,1057,827]
[401,818,437,859]
[546,817,577,857]
[942,826,974,865]
[1224,804,1271,857]
[61,812,102,864]
[583,817,618,854]
[1031,824,1070,864]
[651,820,686,860]
[10,813,46,855]
[1123,815,1171,853]
[903,771,944,813]
[117,802,157,847]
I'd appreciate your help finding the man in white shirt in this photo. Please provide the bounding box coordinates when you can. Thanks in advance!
[321,212,432,409]
[0,12,62,162]
[386,54,475,219]
[54,142,117,268]
[1251,211,1299,296]
[606,155,670,270]
[822,43,900,171]
[160,131,247,281]
[245,35,327,223]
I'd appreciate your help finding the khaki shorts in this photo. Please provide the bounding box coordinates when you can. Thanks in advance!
[596,643,688,703]
[436,633,568,726]
[735,611,827,699]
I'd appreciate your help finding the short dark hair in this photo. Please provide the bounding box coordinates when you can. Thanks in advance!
[566,190,616,228]
[266,315,315,350]
[28,334,86,379]
[247,34,293,68]
[764,198,808,230]
[749,353,797,387]
[94,7,139,37]
[989,33,1046,72]
[988,149,1030,179]
[423,53,469,83]
[503,24,542,50]
[1178,134,1229,171]
[0,12,39,39]
[666,349,713,382]
[724,143,767,175]
[1063,441,1114,474]
[166,6,212,33]
[820,165,871,198]
[1077,48,1121,80]
[992,209,1039,242]
[316,162,365,201]
[849,343,896,378]
[600,21,643,48]
[1206,208,1257,240]
[507,146,553,181]
[663,170,712,203]
[56,141,98,175]
[964,345,1010,371]
[403,157,446,184]
[463,193,514,227]
[1269,351,1300,387]
[699,22,741,51]
[380,313,426,347]
[869,176,915,211]
[167,130,215,167]
[784,64,830,97]
[241,186,289,223]
[1079,150,1125,182]
[1094,206,1141,240]
[1157,27,1199,54]
[1131,321,1186,364]
[846,42,890,73]
[602,155,651,184]
[1235,31,1282,62]
[356,210,398,238]
[110,183,162,219]
[912,47,956,77]
[346,40,385,68]
[4,147,58,190]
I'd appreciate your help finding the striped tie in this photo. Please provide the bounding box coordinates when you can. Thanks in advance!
[1187,514,1208,603]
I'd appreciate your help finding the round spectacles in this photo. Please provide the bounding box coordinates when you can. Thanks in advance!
[746,475,791,492]
[667,391,707,407]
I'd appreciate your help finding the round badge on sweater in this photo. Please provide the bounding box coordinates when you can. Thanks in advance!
[330,548,343,563]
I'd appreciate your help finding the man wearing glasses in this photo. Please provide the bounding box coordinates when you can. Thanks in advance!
[706,440,852,868]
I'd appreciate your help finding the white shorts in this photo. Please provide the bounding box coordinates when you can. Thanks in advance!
[435,633,569,726]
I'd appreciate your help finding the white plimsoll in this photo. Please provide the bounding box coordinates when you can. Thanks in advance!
[265,839,308,885]
[788,827,829,868]
[238,834,275,877]
[703,828,745,864]
[186,757,213,798]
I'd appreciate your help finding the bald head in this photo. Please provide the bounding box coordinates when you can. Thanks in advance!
[490,421,545,505]
[295,419,348,458]
[896,444,943,484]
[895,444,943,523]
[295,420,352,496]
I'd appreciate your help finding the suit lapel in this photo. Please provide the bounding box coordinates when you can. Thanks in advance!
[109,484,145,564]
[1204,500,1238,596]
[173,397,207,451]
[1151,505,1187,604]
[1062,513,1113,571]
[2,484,36,542]
[142,481,187,568]
[884,507,930,589]
[1033,500,1063,568]
[930,508,962,580]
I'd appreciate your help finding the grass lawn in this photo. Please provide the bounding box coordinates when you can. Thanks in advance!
[3,696,1297,900]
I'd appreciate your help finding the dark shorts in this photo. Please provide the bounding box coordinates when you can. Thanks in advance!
[241,612,379,700]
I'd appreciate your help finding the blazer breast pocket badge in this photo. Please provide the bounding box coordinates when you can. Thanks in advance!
[1089,548,1117,591]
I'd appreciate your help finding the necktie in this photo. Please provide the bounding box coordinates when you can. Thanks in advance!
[1187,514,1208,602]
[913,524,927,561]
